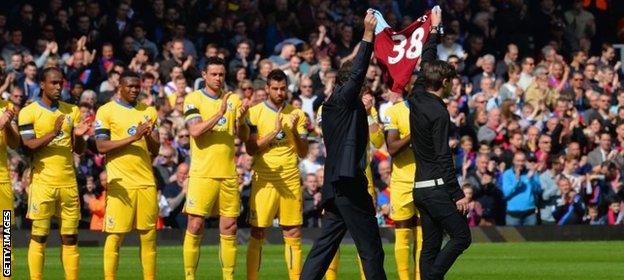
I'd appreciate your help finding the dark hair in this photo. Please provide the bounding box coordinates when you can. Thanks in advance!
[25,61,37,69]
[71,80,84,89]
[141,72,155,81]
[204,56,225,71]
[78,102,93,110]
[337,60,353,86]
[120,71,140,83]
[154,97,168,110]
[266,69,288,85]
[422,60,456,91]
[40,67,63,82]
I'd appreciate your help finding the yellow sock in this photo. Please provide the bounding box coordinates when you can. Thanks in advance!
[220,234,237,280]
[246,236,264,280]
[183,231,203,280]
[104,233,124,280]
[283,237,302,280]
[139,229,157,280]
[61,245,80,280]
[325,249,340,280]
[395,228,413,280]
[414,225,423,280]
[27,239,46,280]
[357,254,365,280]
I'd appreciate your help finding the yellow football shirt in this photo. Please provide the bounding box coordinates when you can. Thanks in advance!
[94,100,158,188]
[246,102,307,180]
[18,100,81,186]
[384,101,416,183]
[0,101,14,183]
[184,89,241,179]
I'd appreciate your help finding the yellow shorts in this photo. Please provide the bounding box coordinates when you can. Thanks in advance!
[184,177,240,218]
[104,186,158,233]
[0,183,13,223]
[27,184,80,233]
[390,181,418,221]
[0,182,12,212]
[249,172,302,227]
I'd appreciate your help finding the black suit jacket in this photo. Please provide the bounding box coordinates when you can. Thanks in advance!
[320,40,373,204]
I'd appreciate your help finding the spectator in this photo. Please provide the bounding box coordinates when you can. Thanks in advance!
[502,152,540,226]
[159,39,199,84]
[471,54,499,92]
[495,43,519,78]
[552,177,586,225]
[162,163,188,229]
[606,196,624,225]
[584,204,607,225]
[463,184,483,227]
[132,24,159,59]
[300,141,323,176]
[229,40,255,78]
[540,156,565,224]
[284,55,302,92]
[298,77,317,119]
[302,173,321,228]
[518,57,535,91]
[588,132,613,168]
[499,64,522,102]
[99,70,120,94]
[16,61,39,100]
[437,30,464,61]
[477,108,502,145]
[564,0,596,40]
[84,171,107,231]
[269,43,295,68]
[155,145,177,188]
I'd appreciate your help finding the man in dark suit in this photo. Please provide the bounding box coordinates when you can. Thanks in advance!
[300,11,386,280]
[407,7,472,280]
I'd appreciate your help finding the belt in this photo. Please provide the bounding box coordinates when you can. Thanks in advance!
[413,178,444,189]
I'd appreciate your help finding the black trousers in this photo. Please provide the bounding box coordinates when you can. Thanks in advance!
[300,176,386,280]
[413,186,471,280]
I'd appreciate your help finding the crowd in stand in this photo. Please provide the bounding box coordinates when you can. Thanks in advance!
[2,0,624,230]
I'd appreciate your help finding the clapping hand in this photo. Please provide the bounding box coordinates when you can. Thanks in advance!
[0,108,15,130]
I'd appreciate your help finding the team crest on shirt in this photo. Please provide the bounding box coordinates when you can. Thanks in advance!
[128,125,137,135]
[276,130,286,140]
[95,120,103,129]
[227,102,234,112]
[106,216,115,228]
[30,203,39,214]
[217,116,227,126]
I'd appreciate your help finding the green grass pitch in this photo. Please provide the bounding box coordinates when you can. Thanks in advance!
[9,241,624,279]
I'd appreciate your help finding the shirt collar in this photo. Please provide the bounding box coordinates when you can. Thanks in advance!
[115,98,137,108]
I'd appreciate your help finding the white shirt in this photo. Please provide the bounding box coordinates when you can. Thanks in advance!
[436,43,465,61]
[300,95,317,120]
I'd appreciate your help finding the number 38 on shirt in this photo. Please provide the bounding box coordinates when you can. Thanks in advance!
[387,27,425,64]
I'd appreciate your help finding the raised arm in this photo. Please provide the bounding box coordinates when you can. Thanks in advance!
[331,11,376,106]
[411,7,442,94]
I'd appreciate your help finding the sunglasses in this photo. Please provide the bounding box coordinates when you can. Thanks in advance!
[179,134,189,138]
